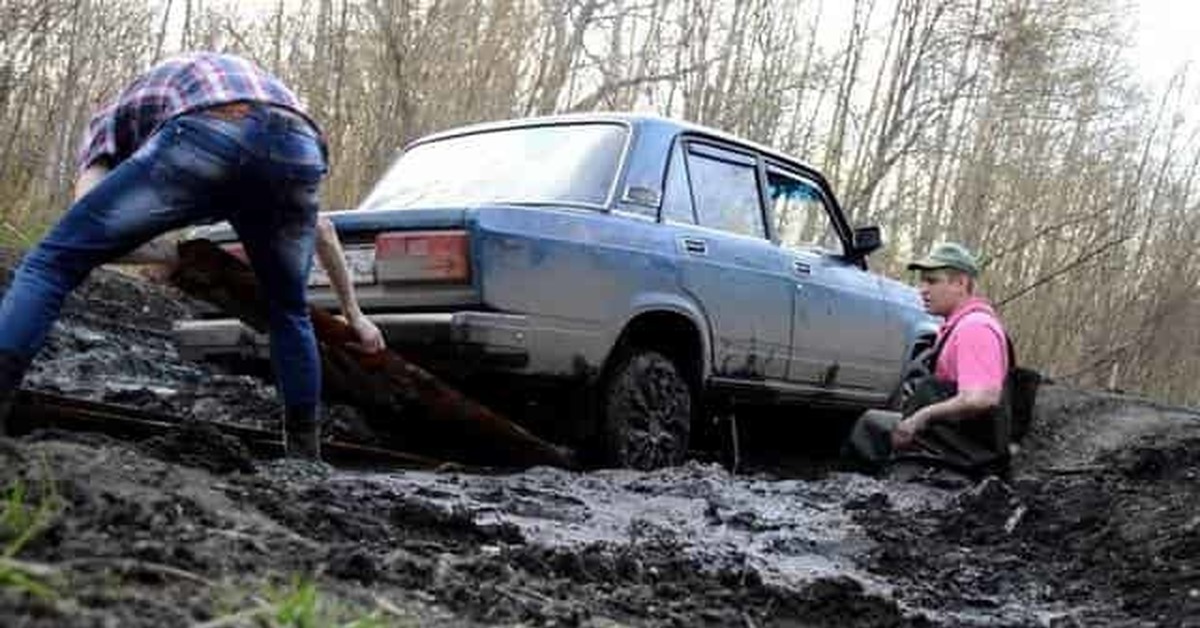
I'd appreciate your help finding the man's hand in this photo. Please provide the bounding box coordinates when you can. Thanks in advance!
[346,314,386,353]
[891,410,930,450]
[139,261,178,284]
[314,216,387,353]
[126,237,182,283]
[891,388,1000,450]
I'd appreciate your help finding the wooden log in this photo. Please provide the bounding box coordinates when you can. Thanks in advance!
[10,390,446,470]
[169,238,576,469]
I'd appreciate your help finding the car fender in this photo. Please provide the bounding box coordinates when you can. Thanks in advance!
[608,292,713,382]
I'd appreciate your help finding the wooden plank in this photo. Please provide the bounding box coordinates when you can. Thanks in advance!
[169,239,577,469]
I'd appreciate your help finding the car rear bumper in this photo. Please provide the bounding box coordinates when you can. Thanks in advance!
[173,311,530,370]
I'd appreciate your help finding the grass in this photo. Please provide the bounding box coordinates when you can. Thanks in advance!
[0,470,64,599]
[0,464,410,625]
[267,577,387,628]
[199,574,405,628]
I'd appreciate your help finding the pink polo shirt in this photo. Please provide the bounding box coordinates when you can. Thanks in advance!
[934,297,1008,391]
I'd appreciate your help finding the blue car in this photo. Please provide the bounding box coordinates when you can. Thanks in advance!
[176,113,937,469]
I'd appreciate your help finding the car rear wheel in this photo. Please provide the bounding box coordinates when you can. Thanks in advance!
[601,349,693,470]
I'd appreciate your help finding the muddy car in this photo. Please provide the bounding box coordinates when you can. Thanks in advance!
[175,113,936,468]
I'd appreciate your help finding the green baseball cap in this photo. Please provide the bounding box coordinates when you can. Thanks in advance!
[907,242,981,276]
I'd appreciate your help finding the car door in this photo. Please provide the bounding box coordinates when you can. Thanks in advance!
[766,166,894,391]
[662,140,794,381]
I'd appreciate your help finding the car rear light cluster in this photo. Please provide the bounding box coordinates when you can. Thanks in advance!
[220,243,248,263]
[375,230,470,283]
[222,230,470,285]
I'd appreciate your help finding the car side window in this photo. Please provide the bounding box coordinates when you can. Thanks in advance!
[685,144,766,239]
[660,144,696,224]
[768,169,843,255]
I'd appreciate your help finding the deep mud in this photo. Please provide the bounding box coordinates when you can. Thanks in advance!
[0,257,1198,626]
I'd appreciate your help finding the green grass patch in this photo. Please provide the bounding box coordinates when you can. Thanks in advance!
[0,469,63,599]
[200,574,401,628]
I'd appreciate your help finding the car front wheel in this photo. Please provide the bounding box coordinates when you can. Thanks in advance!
[601,349,693,470]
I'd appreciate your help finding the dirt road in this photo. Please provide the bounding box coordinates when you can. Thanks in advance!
[0,261,1197,627]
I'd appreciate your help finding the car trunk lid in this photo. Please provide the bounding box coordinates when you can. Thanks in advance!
[191,207,480,312]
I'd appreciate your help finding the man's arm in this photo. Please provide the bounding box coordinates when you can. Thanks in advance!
[314,216,386,353]
[892,388,1001,449]
[893,321,1006,449]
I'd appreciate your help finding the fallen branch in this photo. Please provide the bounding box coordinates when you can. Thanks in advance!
[191,605,272,628]
[372,594,412,619]
[1041,465,1106,475]
[996,236,1132,308]
[0,556,57,579]
[61,557,225,590]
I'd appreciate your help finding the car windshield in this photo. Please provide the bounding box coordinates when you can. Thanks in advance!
[359,123,628,210]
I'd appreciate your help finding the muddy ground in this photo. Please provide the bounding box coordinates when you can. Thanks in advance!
[0,259,1197,627]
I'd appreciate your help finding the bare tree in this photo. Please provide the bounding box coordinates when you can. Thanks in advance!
[1,0,1199,402]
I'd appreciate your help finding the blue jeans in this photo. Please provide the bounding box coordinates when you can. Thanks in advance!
[0,105,327,410]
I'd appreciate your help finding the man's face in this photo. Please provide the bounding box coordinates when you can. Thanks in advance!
[916,269,968,316]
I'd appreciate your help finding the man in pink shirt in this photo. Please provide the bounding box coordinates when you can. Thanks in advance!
[846,242,1012,478]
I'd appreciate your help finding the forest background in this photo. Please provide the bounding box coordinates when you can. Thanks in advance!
[1,0,1198,404]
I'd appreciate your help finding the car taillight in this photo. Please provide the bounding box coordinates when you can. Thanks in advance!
[220,243,248,263]
[374,230,470,283]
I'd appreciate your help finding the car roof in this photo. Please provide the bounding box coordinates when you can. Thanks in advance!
[410,112,822,176]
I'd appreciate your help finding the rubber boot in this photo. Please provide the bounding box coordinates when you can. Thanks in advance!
[0,351,29,436]
[283,404,322,460]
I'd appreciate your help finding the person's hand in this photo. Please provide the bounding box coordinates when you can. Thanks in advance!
[891,410,930,450]
[137,247,181,285]
[122,237,180,284]
[346,314,386,353]
[139,262,177,284]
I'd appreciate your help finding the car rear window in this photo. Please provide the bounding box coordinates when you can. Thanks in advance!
[359,123,628,210]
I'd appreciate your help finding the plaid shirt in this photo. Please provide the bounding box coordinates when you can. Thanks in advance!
[77,52,319,173]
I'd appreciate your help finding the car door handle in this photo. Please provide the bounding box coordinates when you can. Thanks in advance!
[682,238,708,256]
[793,260,811,275]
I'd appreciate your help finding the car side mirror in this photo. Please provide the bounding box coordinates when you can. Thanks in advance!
[852,225,882,256]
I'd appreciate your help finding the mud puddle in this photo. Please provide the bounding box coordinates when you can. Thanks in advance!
[6,405,1195,627]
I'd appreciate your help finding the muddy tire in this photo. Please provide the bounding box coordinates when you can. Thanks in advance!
[601,349,693,470]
